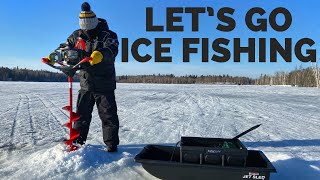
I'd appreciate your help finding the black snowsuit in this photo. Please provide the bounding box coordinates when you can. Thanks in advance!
[66,18,119,146]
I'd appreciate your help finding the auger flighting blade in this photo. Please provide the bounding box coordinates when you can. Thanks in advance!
[71,112,80,122]
[64,139,79,151]
[70,129,80,140]
[64,129,80,143]
[41,56,91,152]
[64,122,72,129]
[63,107,80,122]
[63,76,80,152]
[62,106,71,112]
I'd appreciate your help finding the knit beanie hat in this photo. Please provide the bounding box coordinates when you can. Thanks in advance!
[79,2,98,30]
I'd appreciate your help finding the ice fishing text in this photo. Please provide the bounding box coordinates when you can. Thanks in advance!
[121,7,316,63]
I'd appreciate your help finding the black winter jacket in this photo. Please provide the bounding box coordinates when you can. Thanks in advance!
[66,18,119,92]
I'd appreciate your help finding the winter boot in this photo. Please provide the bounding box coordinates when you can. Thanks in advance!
[107,145,118,152]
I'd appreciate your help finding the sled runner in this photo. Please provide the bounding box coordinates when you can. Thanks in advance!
[135,124,276,180]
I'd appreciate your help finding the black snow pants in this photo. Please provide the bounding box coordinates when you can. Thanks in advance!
[74,89,119,146]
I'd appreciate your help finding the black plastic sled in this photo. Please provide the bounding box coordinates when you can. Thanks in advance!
[135,145,276,180]
[134,124,277,180]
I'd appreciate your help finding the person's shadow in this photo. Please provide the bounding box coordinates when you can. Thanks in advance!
[244,139,320,180]
[271,157,319,179]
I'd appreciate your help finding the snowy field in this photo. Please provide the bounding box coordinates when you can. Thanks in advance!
[0,82,319,180]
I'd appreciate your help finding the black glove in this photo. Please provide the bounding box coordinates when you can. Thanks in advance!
[64,49,88,65]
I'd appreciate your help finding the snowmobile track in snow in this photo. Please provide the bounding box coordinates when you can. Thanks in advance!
[0,83,319,179]
[36,94,68,135]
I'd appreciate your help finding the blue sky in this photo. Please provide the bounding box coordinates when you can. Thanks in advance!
[0,0,319,77]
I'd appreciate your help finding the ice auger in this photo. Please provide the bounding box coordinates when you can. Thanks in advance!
[41,45,91,151]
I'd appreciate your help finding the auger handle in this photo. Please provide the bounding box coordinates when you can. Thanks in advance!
[41,57,92,70]
[72,57,92,69]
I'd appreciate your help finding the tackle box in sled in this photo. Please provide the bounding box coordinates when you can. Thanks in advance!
[135,124,277,180]
[180,136,247,166]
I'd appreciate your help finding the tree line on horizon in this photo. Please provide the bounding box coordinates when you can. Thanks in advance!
[0,65,319,87]
[255,64,320,87]
[0,66,80,82]
[117,74,253,85]
[0,66,253,85]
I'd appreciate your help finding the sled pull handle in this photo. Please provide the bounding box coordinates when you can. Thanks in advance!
[233,124,262,139]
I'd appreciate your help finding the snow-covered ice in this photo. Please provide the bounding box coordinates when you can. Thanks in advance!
[0,82,319,179]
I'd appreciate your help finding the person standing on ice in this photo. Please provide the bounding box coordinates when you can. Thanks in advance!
[48,2,120,152]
